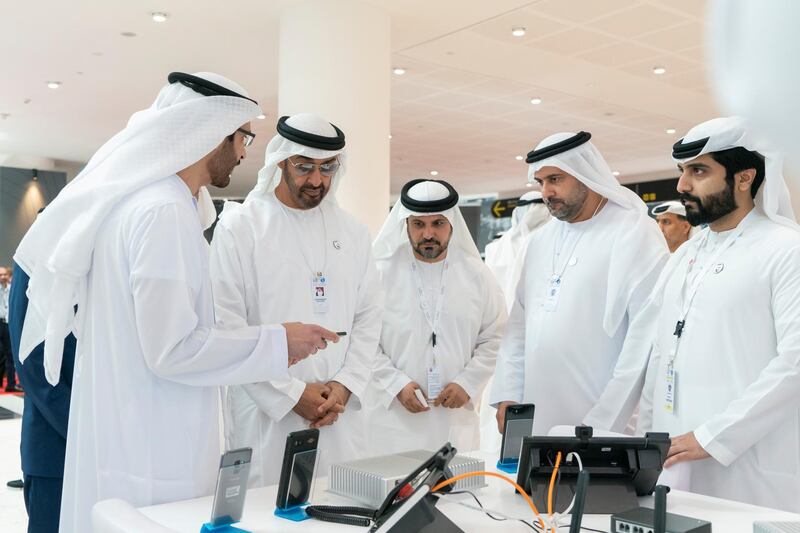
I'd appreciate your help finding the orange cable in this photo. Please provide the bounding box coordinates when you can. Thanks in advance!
[431,470,546,530]
[547,451,562,533]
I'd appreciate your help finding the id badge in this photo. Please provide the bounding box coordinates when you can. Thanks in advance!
[427,366,442,401]
[664,364,677,414]
[543,277,561,312]
[310,274,329,314]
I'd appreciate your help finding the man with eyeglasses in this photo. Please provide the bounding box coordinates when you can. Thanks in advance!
[13,73,337,532]
[210,113,382,487]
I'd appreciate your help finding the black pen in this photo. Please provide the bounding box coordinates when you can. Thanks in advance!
[335,331,347,336]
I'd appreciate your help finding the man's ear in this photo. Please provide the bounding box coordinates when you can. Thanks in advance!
[736,168,756,191]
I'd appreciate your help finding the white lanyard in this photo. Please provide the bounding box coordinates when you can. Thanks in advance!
[550,198,605,282]
[410,251,448,366]
[278,201,329,276]
[669,219,749,362]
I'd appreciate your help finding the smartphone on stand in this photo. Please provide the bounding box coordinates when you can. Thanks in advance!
[499,403,535,468]
[209,447,252,527]
[276,429,320,510]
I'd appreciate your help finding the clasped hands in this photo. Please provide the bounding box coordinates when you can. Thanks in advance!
[293,381,351,429]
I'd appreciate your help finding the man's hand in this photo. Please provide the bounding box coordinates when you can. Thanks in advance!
[397,382,429,413]
[292,383,332,422]
[283,323,339,364]
[496,401,518,434]
[665,432,711,468]
[310,381,350,429]
[433,383,470,409]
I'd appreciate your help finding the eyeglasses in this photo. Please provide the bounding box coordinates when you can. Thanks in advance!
[236,128,256,148]
[287,157,341,177]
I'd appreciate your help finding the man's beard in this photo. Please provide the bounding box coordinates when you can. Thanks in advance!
[412,238,447,260]
[680,178,737,226]
[207,141,240,188]
[544,183,589,221]
[285,171,329,209]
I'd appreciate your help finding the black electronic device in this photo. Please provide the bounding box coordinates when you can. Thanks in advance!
[610,507,712,533]
[609,484,711,533]
[305,443,462,531]
[276,429,319,510]
[500,403,535,464]
[516,426,671,514]
[369,443,463,533]
[209,447,252,527]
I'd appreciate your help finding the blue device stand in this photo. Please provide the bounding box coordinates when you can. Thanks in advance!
[274,505,311,522]
[200,519,251,533]
[496,458,519,474]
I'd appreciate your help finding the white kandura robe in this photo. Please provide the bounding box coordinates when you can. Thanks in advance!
[210,192,382,487]
[365,249,506,455]
[59,176,289,533]
[490,202,667,436]
[605,209,800,511]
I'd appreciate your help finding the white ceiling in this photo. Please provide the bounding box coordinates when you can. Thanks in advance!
[0,0,717,198]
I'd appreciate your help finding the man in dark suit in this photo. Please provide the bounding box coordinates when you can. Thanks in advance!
[0,265,19,392]
[9,261,76,533]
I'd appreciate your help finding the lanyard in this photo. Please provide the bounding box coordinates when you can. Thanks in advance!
[410,250,448,365]
[277,201,329,276]
[550,198,605,282]
[669,219,749,362]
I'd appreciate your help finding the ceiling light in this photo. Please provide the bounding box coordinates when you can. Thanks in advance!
[46,81,61,89]
[392,67,406,76]
[530,97,542,105]
[430,170,439,176]
[511,26,526,37]
[388,134,392,140]
[151,12,168,22]
[526,182,533,188]
[256,114,266,120]
[612,171,620,176]
[666,128,676,134]
[652,66,667,75]
[515,155,524,161]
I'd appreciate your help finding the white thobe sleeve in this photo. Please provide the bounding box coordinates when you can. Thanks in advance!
[371,345,413,409]
[694,246,800,466]
[583,260,664,432]
[130,204,288,386]
[329,245,383,410]
[452,270,507,402]
[489,251,528,406]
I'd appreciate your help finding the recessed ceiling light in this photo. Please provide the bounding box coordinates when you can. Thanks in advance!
[388,134,392,140]
[612,171,621,176]
[46,81,61,89]
[515,155,524,161]
[120,31,137,37]
[256,114,266,120]
[666,128,676,134]
[151,12,168,23]
[652,66,667,75]
[530,97,542,105]
[511,26,526,37]
[392,67,406,76]
[430,170,439,176]
[526,182,533,188]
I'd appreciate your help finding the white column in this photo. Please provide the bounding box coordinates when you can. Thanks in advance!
[278,0,391,236]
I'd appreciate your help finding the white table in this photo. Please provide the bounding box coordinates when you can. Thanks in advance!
[140,452,800,532]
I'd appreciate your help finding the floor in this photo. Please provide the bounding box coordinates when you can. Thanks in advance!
[0,414,28,533]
